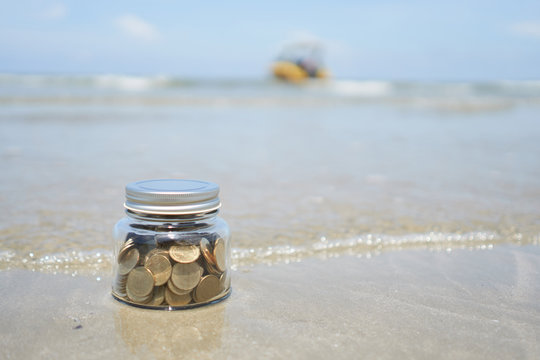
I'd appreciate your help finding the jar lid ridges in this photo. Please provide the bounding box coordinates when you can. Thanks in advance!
[124,179,221,215]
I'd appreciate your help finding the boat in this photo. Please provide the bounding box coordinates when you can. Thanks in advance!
[271,42,330,82]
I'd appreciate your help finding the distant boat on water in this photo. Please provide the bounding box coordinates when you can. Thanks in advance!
[271,41,330,82]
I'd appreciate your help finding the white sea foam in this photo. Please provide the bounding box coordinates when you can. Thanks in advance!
[230,231,514,268]
[329,80,393,97]
[0,232,536,276]
[93,75,168,91]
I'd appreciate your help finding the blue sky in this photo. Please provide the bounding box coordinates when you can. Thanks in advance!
[1,0,539,80]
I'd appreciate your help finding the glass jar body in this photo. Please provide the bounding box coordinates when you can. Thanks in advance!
[112,211,231,309]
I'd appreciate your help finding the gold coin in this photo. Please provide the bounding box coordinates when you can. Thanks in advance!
[118,246,139,275]
[144,254,172,286]
[114,272,128,284]
[213,237,226,273]
[170,262,202,291]
[169,244,200,264]
[167,278,191,295]
[149,286,166,306]
[219,270,231,291]
[119,238,134,253]
[165,287,192,306]
[200,237,216,265]
[135,244,152,266]
[126,287,152,304]
[203,260,220,275]
[194,275,220,303]
[126,266,155,298]
[113,274,128,297]
[144,248,169,263]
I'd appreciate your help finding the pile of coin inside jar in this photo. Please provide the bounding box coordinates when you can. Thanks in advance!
[113,233,230,308]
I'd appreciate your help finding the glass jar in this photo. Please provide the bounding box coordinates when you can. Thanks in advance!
[112,179,231,310]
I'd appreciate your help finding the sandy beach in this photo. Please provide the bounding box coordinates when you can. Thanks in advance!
[1,76,540,359]
[1,245,539,359]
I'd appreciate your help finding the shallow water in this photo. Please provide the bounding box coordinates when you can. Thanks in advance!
[1,75,539,274]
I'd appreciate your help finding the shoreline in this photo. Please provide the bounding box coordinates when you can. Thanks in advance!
[1,231,538,275]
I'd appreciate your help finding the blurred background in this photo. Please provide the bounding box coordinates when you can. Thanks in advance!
[1,0,540,273]
[1,0,540,79]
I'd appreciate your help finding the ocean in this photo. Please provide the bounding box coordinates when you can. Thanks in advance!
[1,74,539,276]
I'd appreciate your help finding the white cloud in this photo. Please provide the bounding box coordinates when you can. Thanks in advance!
[511,21,540,38]
[115,14,159,41]
[40,3,67,20]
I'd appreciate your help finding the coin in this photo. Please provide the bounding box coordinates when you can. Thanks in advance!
[165,287,192,306]
[115,272,128,284]
[167,278,191,295]
[121,237,135,247]
[113,274,128,297]
[126,266,155,298]
[200,238,216,265]
[213,237,226,272]
[126,285,152,304]
[203,259,220,275]
[118,247,139,275]
[169,244,200,264]
[219,270,231,291]
[149,286,166,306]
[145,254,172,286]
[194,275,220,303]
[144,247,169,263]
[170,262,203,291]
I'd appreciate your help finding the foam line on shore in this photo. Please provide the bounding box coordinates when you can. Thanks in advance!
[0,231,537,276]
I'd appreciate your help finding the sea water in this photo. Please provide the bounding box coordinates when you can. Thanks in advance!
[0,74,539,275]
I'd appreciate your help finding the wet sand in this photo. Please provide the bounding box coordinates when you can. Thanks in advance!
[1,245,539,359]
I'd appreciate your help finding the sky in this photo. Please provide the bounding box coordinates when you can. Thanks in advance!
[0,0,539,80]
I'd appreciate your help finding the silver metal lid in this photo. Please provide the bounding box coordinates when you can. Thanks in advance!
[124,179,221,215]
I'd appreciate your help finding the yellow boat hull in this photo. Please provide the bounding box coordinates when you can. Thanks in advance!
[272,61,329,82]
